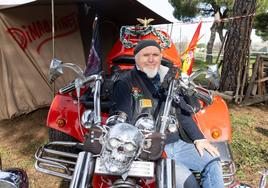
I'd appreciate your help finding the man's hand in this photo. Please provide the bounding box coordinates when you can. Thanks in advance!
[194,139,220,157]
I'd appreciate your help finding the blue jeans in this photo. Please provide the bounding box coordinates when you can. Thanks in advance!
[165,139,224,188]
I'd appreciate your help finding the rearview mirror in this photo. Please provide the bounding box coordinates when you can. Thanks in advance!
[48,58,64,84]
[205,64,220,89]
[47,58,85,84]
[189,64,220,89]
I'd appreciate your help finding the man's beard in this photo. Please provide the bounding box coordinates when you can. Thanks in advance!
[142,67,159,78]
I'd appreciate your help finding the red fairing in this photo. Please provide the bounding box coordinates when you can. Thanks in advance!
[193,96,232,141]
[47,93,109,142]
[47,93,85,142]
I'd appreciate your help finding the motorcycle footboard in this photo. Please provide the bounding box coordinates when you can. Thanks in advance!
[221,160,236,187]
[35,141,80,180]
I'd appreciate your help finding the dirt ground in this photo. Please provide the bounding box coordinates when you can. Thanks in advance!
[0,105,267,188]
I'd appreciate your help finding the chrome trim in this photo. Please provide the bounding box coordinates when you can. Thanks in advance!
[211,141,236,186]
[112,178,136,188]
[69,152,95,188]
[192,160,236,187]
[94,75,103,126]
[156,158,176,188]
[35,141,80,180]
[59,74,99,94]
[212,141,233,162]
[159,80,176,133]
[192,141,237,187]
[95,158,154,178]
[191,141,237,187]
[222,161,236,186]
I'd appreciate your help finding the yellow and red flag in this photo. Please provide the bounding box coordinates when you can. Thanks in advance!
[181,22,202,75]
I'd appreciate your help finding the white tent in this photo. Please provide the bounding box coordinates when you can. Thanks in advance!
[0,0,171,120]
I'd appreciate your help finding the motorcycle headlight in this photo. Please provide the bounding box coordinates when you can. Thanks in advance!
[106,112,127,126]
[135,114,155,131]
[167,115,179,133]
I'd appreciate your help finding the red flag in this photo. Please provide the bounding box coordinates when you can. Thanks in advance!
[181,22,202,75]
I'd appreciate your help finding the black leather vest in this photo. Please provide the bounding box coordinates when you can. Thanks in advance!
[117,67,198,143]
[118,69,160,124]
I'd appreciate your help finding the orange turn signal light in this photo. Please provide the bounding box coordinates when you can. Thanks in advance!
[161,151,167,159]
[211,129,221,139]
[56,118,66,127]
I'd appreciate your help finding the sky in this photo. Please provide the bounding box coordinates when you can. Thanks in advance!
[138,0,263,46]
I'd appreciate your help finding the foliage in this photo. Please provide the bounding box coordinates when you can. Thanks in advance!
[168,0,199,21]
[256,0,268,14]
[254,12,268,41]
[169,0,268,34]
[169,0,233,22]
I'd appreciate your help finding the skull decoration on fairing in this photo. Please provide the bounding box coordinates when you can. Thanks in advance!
[100,123,144,174]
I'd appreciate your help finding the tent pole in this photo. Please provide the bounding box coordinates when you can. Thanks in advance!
[51,0,55,96]
[51,0,55,58]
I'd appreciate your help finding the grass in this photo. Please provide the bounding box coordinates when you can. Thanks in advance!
[230,113,268,184]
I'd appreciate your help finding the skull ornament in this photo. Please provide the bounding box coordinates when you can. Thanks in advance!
[100,123,144,174]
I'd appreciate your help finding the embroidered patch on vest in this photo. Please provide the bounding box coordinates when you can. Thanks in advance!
[132,87,143,99]
[140,99,152,108]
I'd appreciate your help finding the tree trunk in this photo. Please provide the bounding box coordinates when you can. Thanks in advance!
[206,7,228,64]
[219,0,256,92]
[206,22,217,63]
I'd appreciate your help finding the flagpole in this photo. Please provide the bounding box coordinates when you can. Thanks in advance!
[91,15,98,45]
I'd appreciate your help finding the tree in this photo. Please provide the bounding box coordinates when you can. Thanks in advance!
[169,0,233,63]
[254,12,268,41]
[219,0,256,96]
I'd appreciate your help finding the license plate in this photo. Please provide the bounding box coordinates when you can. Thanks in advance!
[94,158,154,178]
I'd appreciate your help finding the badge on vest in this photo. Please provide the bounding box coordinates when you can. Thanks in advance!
[132,87,143,99]
[140,99,152,108]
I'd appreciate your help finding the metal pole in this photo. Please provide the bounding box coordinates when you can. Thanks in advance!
[51,0,55,59]
[156,158,176,188]
[51,0,55,96]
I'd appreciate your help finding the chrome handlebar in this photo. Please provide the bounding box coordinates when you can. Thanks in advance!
[177,73,213,106]
[59,74,101,94]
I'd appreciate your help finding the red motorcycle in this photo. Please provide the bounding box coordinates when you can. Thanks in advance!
[35,25,239,187]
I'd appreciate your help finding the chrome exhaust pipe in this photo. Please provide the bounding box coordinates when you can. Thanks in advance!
[69,152,95,188]
[156,158,176,188]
